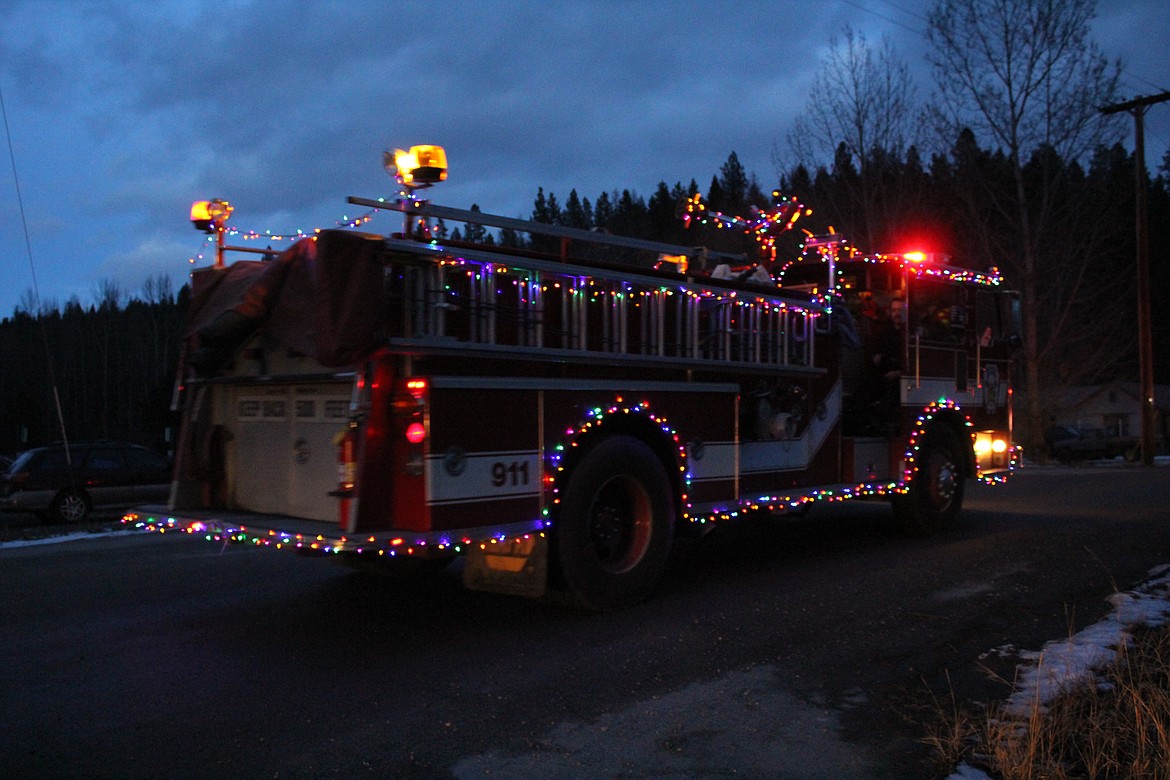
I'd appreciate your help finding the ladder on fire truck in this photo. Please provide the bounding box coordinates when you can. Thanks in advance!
[347,196,824,374]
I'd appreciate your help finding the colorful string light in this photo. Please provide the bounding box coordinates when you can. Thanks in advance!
[122,511,547,559]
[546,398,691,520]
[680,190,811,260]
[187,208,383,265]
[124,397,1017,561]
[682,398,1018,528]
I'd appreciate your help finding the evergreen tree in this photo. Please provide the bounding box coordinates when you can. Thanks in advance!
[719,151,749,212]
[593,191,614,232]
[530,188,558,252]
[499,226,524,248]
[610,189,648,239]
[705,176,725,213]
[647,181,679,241]
[563,189,591,230]
[464,204,488,244]
[546,191,563,226]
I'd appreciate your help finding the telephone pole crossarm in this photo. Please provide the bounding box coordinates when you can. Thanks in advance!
[1100,91,1170,115]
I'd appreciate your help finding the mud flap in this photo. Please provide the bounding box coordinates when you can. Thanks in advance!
[463,535,548,598]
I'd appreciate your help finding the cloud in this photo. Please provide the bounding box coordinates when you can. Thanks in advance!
[1,0,1165,318]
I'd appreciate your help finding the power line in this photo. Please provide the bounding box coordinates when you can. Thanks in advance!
[874,0,928,24]
[839,0,923,35]
[1120,71,1170,98]
[0,85,41,313]
[1,83,71,454]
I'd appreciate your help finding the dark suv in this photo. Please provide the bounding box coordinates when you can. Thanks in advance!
[0,442,171,523]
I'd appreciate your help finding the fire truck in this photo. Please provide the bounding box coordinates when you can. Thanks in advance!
[127,147,1019,610]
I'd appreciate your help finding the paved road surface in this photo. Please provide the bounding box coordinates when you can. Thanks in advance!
[2,466,1168,778]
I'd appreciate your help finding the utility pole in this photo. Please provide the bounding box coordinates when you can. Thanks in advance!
[1101,91,1170,466]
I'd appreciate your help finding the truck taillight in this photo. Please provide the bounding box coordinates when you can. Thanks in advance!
[398,378,428,475]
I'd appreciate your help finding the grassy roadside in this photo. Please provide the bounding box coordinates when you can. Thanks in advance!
[927,623,1170,779]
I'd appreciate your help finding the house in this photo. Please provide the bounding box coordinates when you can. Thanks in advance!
[1048,381,1169,454]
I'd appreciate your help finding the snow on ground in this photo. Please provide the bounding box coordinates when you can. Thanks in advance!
[948,563,1170,780]
[1003,564,1170,716]
[0,526,144,548]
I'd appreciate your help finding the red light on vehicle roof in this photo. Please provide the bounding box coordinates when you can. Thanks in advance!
[903,251,927,263]
[406,379,427,391]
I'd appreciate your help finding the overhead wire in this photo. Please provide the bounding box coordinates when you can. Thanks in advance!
[839,0,922,34]
[841,0,1169,168]
[1,84,72,460]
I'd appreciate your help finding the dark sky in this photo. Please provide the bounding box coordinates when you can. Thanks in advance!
[1,0,1166,317]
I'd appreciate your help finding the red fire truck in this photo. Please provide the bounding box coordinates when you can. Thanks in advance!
[127,148,1018,609]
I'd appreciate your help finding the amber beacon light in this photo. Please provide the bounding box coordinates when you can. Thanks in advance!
[384,145,448,189]
[190,198,234,268]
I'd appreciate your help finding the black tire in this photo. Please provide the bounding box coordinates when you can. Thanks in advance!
[893,425,965,535]
[51,490,90,523]
[556,435,675,611]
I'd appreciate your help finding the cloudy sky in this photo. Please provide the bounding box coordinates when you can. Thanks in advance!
[1,0,1166,318]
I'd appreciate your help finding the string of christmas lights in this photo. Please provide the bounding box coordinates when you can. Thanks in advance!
[680,191,810,260]
[186,208,383,265]
[679,190,1003,293]
[546,399,691,520]
[124,397,1018,559]
[122,511,548,559]
[682,398,1018,527]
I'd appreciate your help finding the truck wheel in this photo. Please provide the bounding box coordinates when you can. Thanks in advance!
[556,435,675,611]
[51,490,90,523]
[894,425,965,535]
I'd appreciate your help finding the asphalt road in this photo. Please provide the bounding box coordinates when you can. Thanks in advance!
[2,466,1168,779]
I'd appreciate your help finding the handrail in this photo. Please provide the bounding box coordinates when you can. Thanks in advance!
[347,195,748,265]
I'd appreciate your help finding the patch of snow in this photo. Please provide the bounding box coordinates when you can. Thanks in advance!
[1001,565,1170,716]
[0,527,143,549]
[951,565,1170,778]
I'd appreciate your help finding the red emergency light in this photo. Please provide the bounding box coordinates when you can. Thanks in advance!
[405,422,427,444]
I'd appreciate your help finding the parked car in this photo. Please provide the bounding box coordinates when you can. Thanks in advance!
[0,442,171,523]
[1046,426,1139,464]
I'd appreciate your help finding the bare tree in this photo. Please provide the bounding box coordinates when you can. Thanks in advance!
[779,25,919,250]
[14,288,59,318]
[926,0,1123,449]
[140,274,175,305]
[93,278,125,311]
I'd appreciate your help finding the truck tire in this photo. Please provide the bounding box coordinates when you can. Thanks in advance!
[51,489,90,523]
[893,425,965,535]
[556,435,675,611]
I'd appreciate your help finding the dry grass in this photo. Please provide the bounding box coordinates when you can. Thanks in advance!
[926,623,1170,779]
